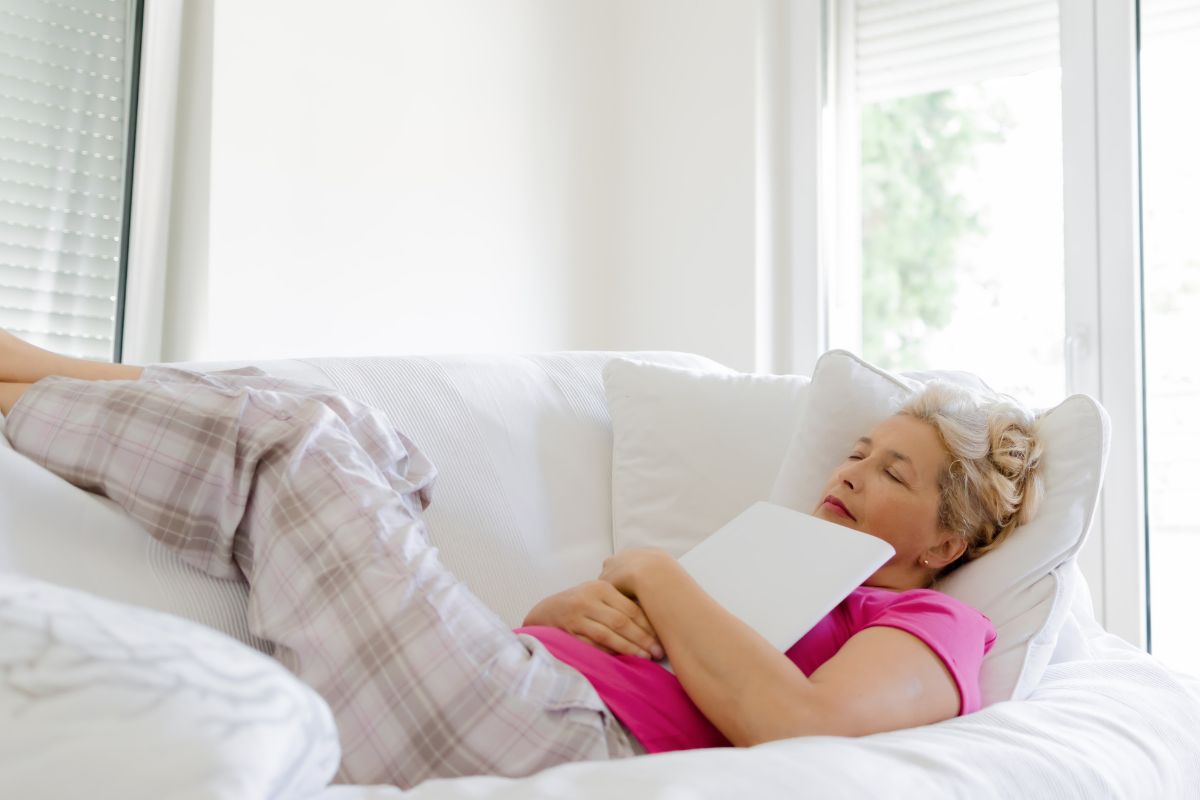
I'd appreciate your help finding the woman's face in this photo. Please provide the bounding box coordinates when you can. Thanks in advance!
[813,413,954,590]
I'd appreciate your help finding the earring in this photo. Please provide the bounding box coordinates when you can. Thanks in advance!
[922,559,930,567]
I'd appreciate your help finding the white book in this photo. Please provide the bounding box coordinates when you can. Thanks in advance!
[659,501,895,672]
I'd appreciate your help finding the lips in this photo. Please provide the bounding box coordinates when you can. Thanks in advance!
[823,495,857,521]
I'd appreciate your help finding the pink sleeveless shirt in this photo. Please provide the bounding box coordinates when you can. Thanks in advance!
[517,585,996,754]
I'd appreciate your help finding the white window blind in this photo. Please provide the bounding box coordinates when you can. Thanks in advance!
[0,0,138,360]
[854,0,1060,102]
[1142,0,1200,42]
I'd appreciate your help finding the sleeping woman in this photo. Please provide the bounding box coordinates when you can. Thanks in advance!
[0,330,1042,789]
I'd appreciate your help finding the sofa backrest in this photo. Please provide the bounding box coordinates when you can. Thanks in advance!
[0,351,718,642]
[0,349,1113,687]
[299,352,722,626]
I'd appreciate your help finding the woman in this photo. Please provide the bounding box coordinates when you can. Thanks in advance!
[0,332,1042,789]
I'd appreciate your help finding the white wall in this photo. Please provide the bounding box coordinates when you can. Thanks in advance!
[609,0,760,372]
[160,0,618,361]
[156,0,771,368]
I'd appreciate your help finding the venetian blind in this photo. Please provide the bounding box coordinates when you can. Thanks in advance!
[1142,0,1200,42]
[854,0,1060,103]
[0,0,137,360]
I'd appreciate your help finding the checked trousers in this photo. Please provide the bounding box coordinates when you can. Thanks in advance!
[4,366,637,788]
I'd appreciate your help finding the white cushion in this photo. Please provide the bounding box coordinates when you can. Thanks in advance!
[0,574,339,800]
[605,358,810,556]
[0,358,340,650]
[769,350,1110,706]
[0,428,272,654]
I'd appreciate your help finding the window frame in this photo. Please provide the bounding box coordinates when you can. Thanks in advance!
[113,0,147,363]
[120,0,183,365]
[806,0,1148,645]
[1059,0,1146,647]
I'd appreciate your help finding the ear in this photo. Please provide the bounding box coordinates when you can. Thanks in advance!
[926,531,967,568]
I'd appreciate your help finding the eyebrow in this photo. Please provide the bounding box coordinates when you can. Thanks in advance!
[855,437,915,467]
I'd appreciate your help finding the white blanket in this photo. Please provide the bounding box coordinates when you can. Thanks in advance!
[315,648,1200,799]
[309,569,1200,800]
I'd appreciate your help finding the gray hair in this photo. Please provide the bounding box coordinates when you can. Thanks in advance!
[898,382,1045,578]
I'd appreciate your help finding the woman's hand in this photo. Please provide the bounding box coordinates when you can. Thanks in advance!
[597,546,675,599]
[522,580,665,660]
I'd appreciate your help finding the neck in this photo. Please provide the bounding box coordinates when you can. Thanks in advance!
[864,565,936,592]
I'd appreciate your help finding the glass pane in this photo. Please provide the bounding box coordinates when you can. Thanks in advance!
[1141,0,1200,676]
[858,72,1066,408]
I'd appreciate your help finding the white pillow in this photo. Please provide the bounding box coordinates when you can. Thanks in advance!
[0,427,271,654]
[605,358,810,556]
[769,350,1110,706]
[0,574,340,800]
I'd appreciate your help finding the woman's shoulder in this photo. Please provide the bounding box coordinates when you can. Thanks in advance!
[839,587,997,717]
[845,584,994,629]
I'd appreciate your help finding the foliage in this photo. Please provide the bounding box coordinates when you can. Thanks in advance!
[859,89,1009,369]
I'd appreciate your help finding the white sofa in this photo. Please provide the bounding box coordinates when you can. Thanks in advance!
[3,351,1200,799]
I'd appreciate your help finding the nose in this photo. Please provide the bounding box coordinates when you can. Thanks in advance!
[836,460,861,492]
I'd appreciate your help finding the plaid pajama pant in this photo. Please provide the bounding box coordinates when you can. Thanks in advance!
[4,366,639,788]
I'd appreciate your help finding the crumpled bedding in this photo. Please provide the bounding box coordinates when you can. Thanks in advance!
[315,648,1200,800]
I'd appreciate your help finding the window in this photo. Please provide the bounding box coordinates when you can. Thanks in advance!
[823,0,1147,645]
[0,0,142,361]
[1141,0,1200,675]
[831,0,1066,408]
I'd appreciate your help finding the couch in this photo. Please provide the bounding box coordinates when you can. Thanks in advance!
[2,350,1199,799]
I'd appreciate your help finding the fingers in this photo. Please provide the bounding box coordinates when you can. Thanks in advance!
[573,617,658,660]
[600,585,660,643]
[591,586,664,660]
[531,580,666,660]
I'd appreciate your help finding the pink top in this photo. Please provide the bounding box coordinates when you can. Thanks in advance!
[516,585,996,754]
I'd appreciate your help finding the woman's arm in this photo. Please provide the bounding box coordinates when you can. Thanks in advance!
[522,579,664,660]
[600,548,960,746]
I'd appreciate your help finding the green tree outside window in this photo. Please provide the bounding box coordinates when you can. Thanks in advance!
[859,90,1010,370]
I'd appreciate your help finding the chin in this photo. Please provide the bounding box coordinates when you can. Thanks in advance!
[815,507,858,530]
